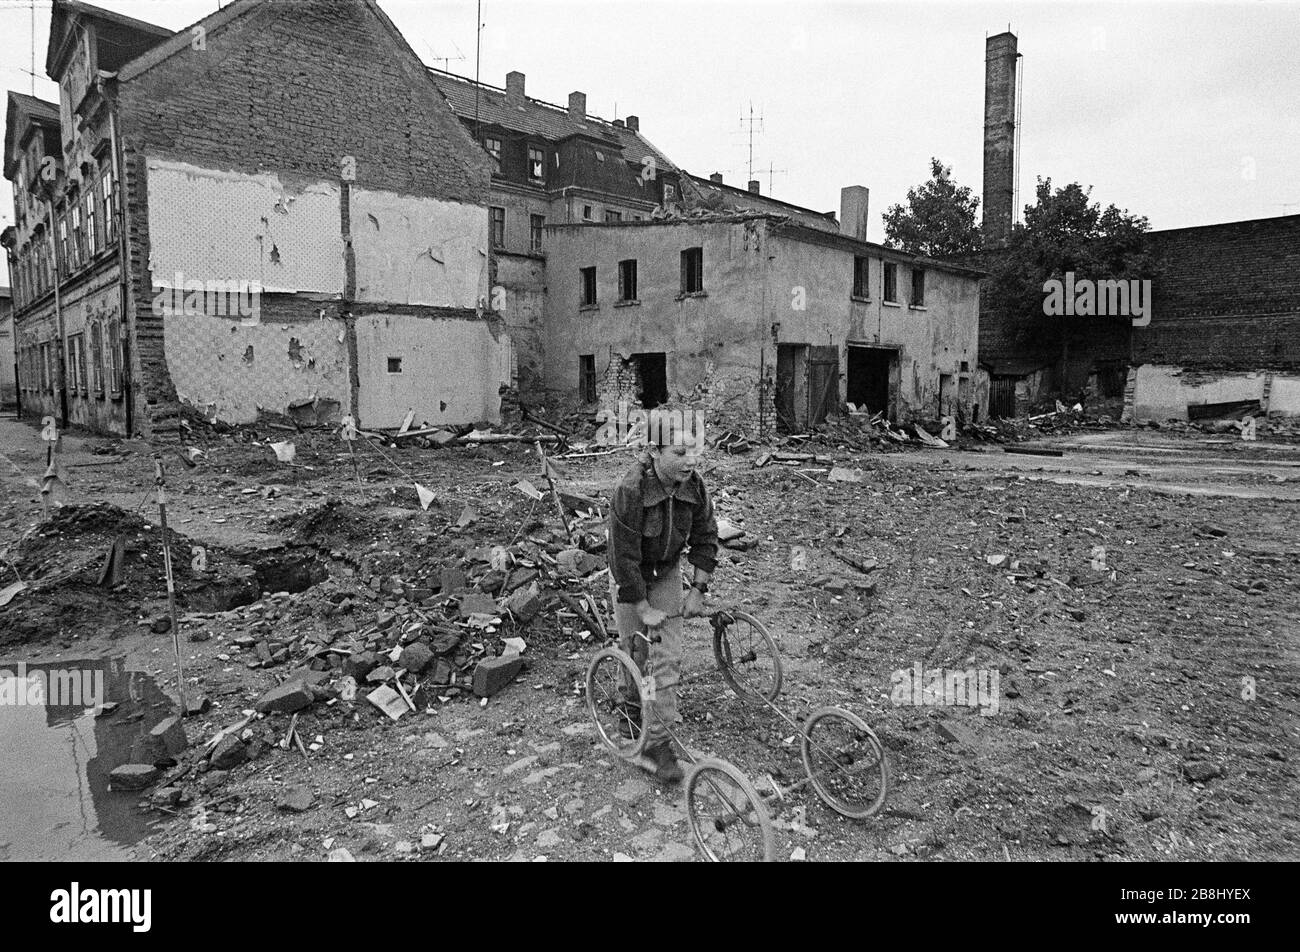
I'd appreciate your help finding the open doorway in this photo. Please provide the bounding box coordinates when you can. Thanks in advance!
[846,345,896,418]
[633,353,668,408]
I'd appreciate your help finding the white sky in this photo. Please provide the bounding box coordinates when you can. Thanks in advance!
[1,0,1297,240]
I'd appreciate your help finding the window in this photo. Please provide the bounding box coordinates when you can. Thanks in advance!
[490,206,505,249]
[604,210,622,223]
[58,215,69,276]
[387,357,402,373]
[852,256,869,299]
[70,201,83,269]
[618,259,638,302]
[883,262,898,303]
[39,342,50,391]
[911,268,926,307]
[664,183,677,202]
[84,186,98,255]
[579,354,596,403]
[100,169,115,244]
[529,214,545,253]
[528,146,545,182]
[90,323,104,394]
[582,205,594,221]
[69,334,87,394]
[107,321,123,393]
[484,137,502,171]
[632,214,643,221]
[681,247,703,294]
[580,266,597,307]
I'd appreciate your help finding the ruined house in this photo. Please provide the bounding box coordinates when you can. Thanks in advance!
[542,201,985,436]
[3,0,506,436]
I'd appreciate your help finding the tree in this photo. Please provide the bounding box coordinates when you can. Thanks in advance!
[882,158,982,256]
[985,177,1157,389]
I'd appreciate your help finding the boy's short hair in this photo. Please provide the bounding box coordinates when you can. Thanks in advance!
[646,405,705,449]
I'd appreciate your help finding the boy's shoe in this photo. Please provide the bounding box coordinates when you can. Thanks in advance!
[644,740,684,784]
[615,701,642,739]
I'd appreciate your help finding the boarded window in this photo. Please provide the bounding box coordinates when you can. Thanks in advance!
[580,267,597,307]
[618,259,638,301]
[681,247,703,294]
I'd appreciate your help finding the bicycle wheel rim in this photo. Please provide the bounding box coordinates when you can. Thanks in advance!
[711,610,783,704]
[684,757,777,862]
[800,706,888,819]
[585,647,648,759]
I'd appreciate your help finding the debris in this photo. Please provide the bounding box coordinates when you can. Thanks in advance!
[399,642,435,674]
[367,684,409,721]
[934,720,976,747]
[0,581,26,608]
[255,677,315,714]
[501,636,527,657]
[327,848,356,862]
[109,764,159,791]
[209,735,248,770]
[472,654,524,698]
[913,425,948,448]
[414,483,436,511]
[270,441,297,464]
[277,786,315,812]
[1182,761,1222,784]
[503,582,543,621]
[829,467,864,483]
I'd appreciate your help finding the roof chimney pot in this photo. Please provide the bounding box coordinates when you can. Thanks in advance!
[748,179,760,194]
[710,172,723,183]
[568,91,586,119]
[625,115,639,132]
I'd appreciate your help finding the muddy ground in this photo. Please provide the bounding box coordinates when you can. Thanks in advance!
[1,413,1297,862]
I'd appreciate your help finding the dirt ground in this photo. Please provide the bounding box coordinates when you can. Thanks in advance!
[1,411,1297,862]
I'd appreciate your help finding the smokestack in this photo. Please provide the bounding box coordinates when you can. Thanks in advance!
[568,91,586,119]
[747,179,760,194]
[982,31,1018,247]
[839,186,869,241]
[710,172,723,183]
[506,70,525,103]
[625,115,639,132]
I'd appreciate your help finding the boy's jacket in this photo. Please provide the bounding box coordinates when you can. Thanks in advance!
[607,457,719,604]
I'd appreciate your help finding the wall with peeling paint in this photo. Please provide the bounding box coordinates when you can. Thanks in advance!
[351,190,487,308]
[354,313,510,428]
[146,158,344,295]
[1132,366,1300,421]
[163,311,350,424]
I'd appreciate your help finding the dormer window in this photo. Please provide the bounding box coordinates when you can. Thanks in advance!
[528,146,545,182]
[484,137,501,172]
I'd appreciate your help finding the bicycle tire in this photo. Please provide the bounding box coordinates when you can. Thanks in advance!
[800,705,889,819]
[684,757,777,862]
[711,610,783,704]
[585,647,648,760]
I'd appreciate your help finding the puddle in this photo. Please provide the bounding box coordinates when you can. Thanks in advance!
[0,658,172,861]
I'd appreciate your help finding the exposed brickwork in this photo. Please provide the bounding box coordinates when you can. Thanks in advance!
[1136,215,1300,370]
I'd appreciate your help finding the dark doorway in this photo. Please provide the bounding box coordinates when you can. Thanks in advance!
[846,346,893,417]
[634,353,668,408]
[989,376,1017,419]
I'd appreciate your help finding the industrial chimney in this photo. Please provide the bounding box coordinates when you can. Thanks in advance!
[982,31,1019,247]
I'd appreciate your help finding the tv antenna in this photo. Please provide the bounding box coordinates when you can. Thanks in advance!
[739,102,764,182]
[425,39,467,73]
[764,161,788,196]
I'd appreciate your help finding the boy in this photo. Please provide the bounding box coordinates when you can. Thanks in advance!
[607,408,718,783]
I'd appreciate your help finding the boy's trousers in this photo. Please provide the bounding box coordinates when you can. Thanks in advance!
[611,567,683,746]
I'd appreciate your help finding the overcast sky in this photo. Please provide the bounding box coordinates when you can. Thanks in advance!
[2,0,1297,240]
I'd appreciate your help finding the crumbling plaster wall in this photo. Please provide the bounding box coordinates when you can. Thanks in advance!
[1132,366,1300,421]
[354,312,509,428]
[766,226,981,422]
[352,188,488,308]
[146,159,344,294]
[163,312,350,425]
[541,220,767,432]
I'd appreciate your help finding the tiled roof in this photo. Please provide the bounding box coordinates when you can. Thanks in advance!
[9,93,59,125]
[426,68,678,173]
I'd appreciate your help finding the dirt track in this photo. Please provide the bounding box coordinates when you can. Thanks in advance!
[1,413,1297,862]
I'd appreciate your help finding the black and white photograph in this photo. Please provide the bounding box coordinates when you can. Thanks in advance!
[0,0,1294,909]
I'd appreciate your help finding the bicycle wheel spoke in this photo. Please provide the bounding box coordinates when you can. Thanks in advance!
[685,760,775,862]
[802,708,888,819]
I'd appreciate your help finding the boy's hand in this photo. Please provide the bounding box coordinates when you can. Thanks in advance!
[683,587,705,619]
[637,603,668,628]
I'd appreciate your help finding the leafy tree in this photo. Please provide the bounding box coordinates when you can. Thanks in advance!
[985,178,1157,388]
[882,158,982,256]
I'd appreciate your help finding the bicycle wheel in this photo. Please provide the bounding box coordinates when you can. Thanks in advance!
[684,757,777,862]
[800,706,888,819]
[585,647,648,759]
[711,610,783,704]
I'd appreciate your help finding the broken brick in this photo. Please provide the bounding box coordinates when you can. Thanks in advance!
[472,654,524,698]
[255,677,315,714]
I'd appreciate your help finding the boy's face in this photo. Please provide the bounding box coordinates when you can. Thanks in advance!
[651,441,702,485]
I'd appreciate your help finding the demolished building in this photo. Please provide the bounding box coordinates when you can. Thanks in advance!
[542,202,985,436]
[3,0,507,436]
